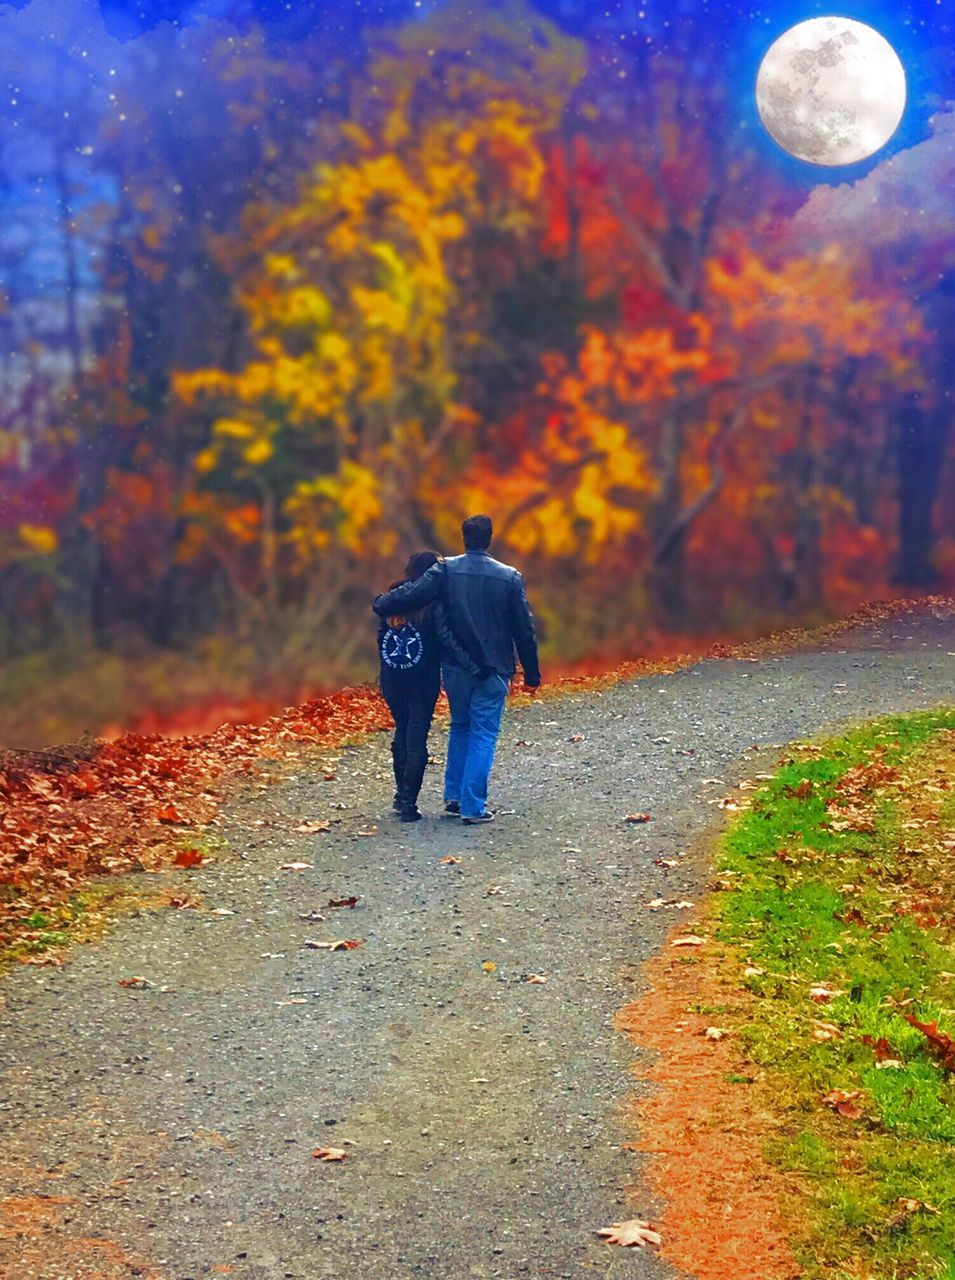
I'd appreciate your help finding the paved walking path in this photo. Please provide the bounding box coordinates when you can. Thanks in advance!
[1,610,952,1280]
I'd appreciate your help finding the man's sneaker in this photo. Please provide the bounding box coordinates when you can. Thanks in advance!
[442,800,461,816]
[462,811,494,825]
[400,805,422,823]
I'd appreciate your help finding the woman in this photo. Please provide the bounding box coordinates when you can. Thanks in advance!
[378,551,480,822]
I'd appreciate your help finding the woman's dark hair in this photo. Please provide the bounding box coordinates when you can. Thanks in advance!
[404,550,439,579]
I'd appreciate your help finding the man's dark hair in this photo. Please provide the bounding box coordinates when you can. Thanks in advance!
[462,514,493,550]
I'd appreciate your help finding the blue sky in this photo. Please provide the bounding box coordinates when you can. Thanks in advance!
[1,0,951,335]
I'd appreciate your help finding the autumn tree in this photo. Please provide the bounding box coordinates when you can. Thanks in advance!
[173,0,586,673]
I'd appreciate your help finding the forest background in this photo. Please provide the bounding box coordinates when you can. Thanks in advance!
[2,0,953,748]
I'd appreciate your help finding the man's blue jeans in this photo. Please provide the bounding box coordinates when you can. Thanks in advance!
[442,666,509,819]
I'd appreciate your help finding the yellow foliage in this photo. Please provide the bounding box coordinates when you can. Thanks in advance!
[213,417,256,439]
[194,447,218,474]
[18,524,58,555]
[243,437,274,465]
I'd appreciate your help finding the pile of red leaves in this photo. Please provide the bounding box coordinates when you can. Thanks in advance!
[0,684,391,948]
[2,594,952,952]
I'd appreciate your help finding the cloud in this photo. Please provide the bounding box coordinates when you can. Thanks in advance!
[788,105,955,250]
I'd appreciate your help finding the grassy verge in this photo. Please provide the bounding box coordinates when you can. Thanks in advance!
[714,708,955,1279]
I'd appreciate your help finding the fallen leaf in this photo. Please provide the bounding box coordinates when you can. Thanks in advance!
[861,1034,898,1062]
[823,1088,864,1119]
[809,985,844,1003]
[875,1058,903,1070]
[812,1021,843,1042]
[312,1147,347,1162]
[167,894,199,909]
[671,935,705,947]
[654,858,679,868]
[624,813,651,824]
[209,908,235,916]
[158,804,188,824]
[704,1026,727,1041]
[596,1219,662,1248]
[646,898,666,910]
[743,965,764,978]
[328,896,358,909]
[523,974,547,984]
[355,826,378,837]
[895,1197,939,1215]
[485,885,503,896]
[280,862,312,871]
[902,1015,955,1071]
[277,997,307,1006]
[482,961,497,972]
[118,976,152,989]
[172,848,204,868]
[295,820,331,834]
[569,734,584,743]
[439,856,461,865]
[304,939,363,951]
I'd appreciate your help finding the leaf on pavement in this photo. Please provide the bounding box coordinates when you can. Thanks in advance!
[304,938,363,951]
[280,862,312,871]
[118,976,152,988]
[167,894,199,909]
[439,855,461,865]
[596,1219,662,1248]
[312,1147,347,1162]
[624,813,651,823]
[485,885,503,896]
[523,973,547,984]
[355,826,378,837]
[671,935,705,947]
[704,1026,727,1040]
[173,848,204,868]
[295,820,331,834]
[328,896,358,909]
[482,961,497,972]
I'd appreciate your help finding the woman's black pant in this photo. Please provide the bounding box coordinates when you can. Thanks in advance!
[380,671,440,808]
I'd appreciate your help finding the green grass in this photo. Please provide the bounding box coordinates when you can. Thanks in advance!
[715,708,955,1279]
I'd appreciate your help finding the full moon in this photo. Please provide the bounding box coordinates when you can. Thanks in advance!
[756,17,906,166]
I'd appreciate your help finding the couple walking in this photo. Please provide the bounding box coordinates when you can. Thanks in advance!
[373,515,541,825]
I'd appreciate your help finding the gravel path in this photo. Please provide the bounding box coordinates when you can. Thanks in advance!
[1,611,952,1280]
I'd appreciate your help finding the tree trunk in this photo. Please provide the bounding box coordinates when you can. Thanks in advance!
[895,393,945,586]
[650,401,687,629]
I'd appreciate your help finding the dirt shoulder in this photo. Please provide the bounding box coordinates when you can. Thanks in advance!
[625,710,953,1280]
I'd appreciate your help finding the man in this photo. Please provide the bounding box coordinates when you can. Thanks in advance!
[372,515,540,824]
